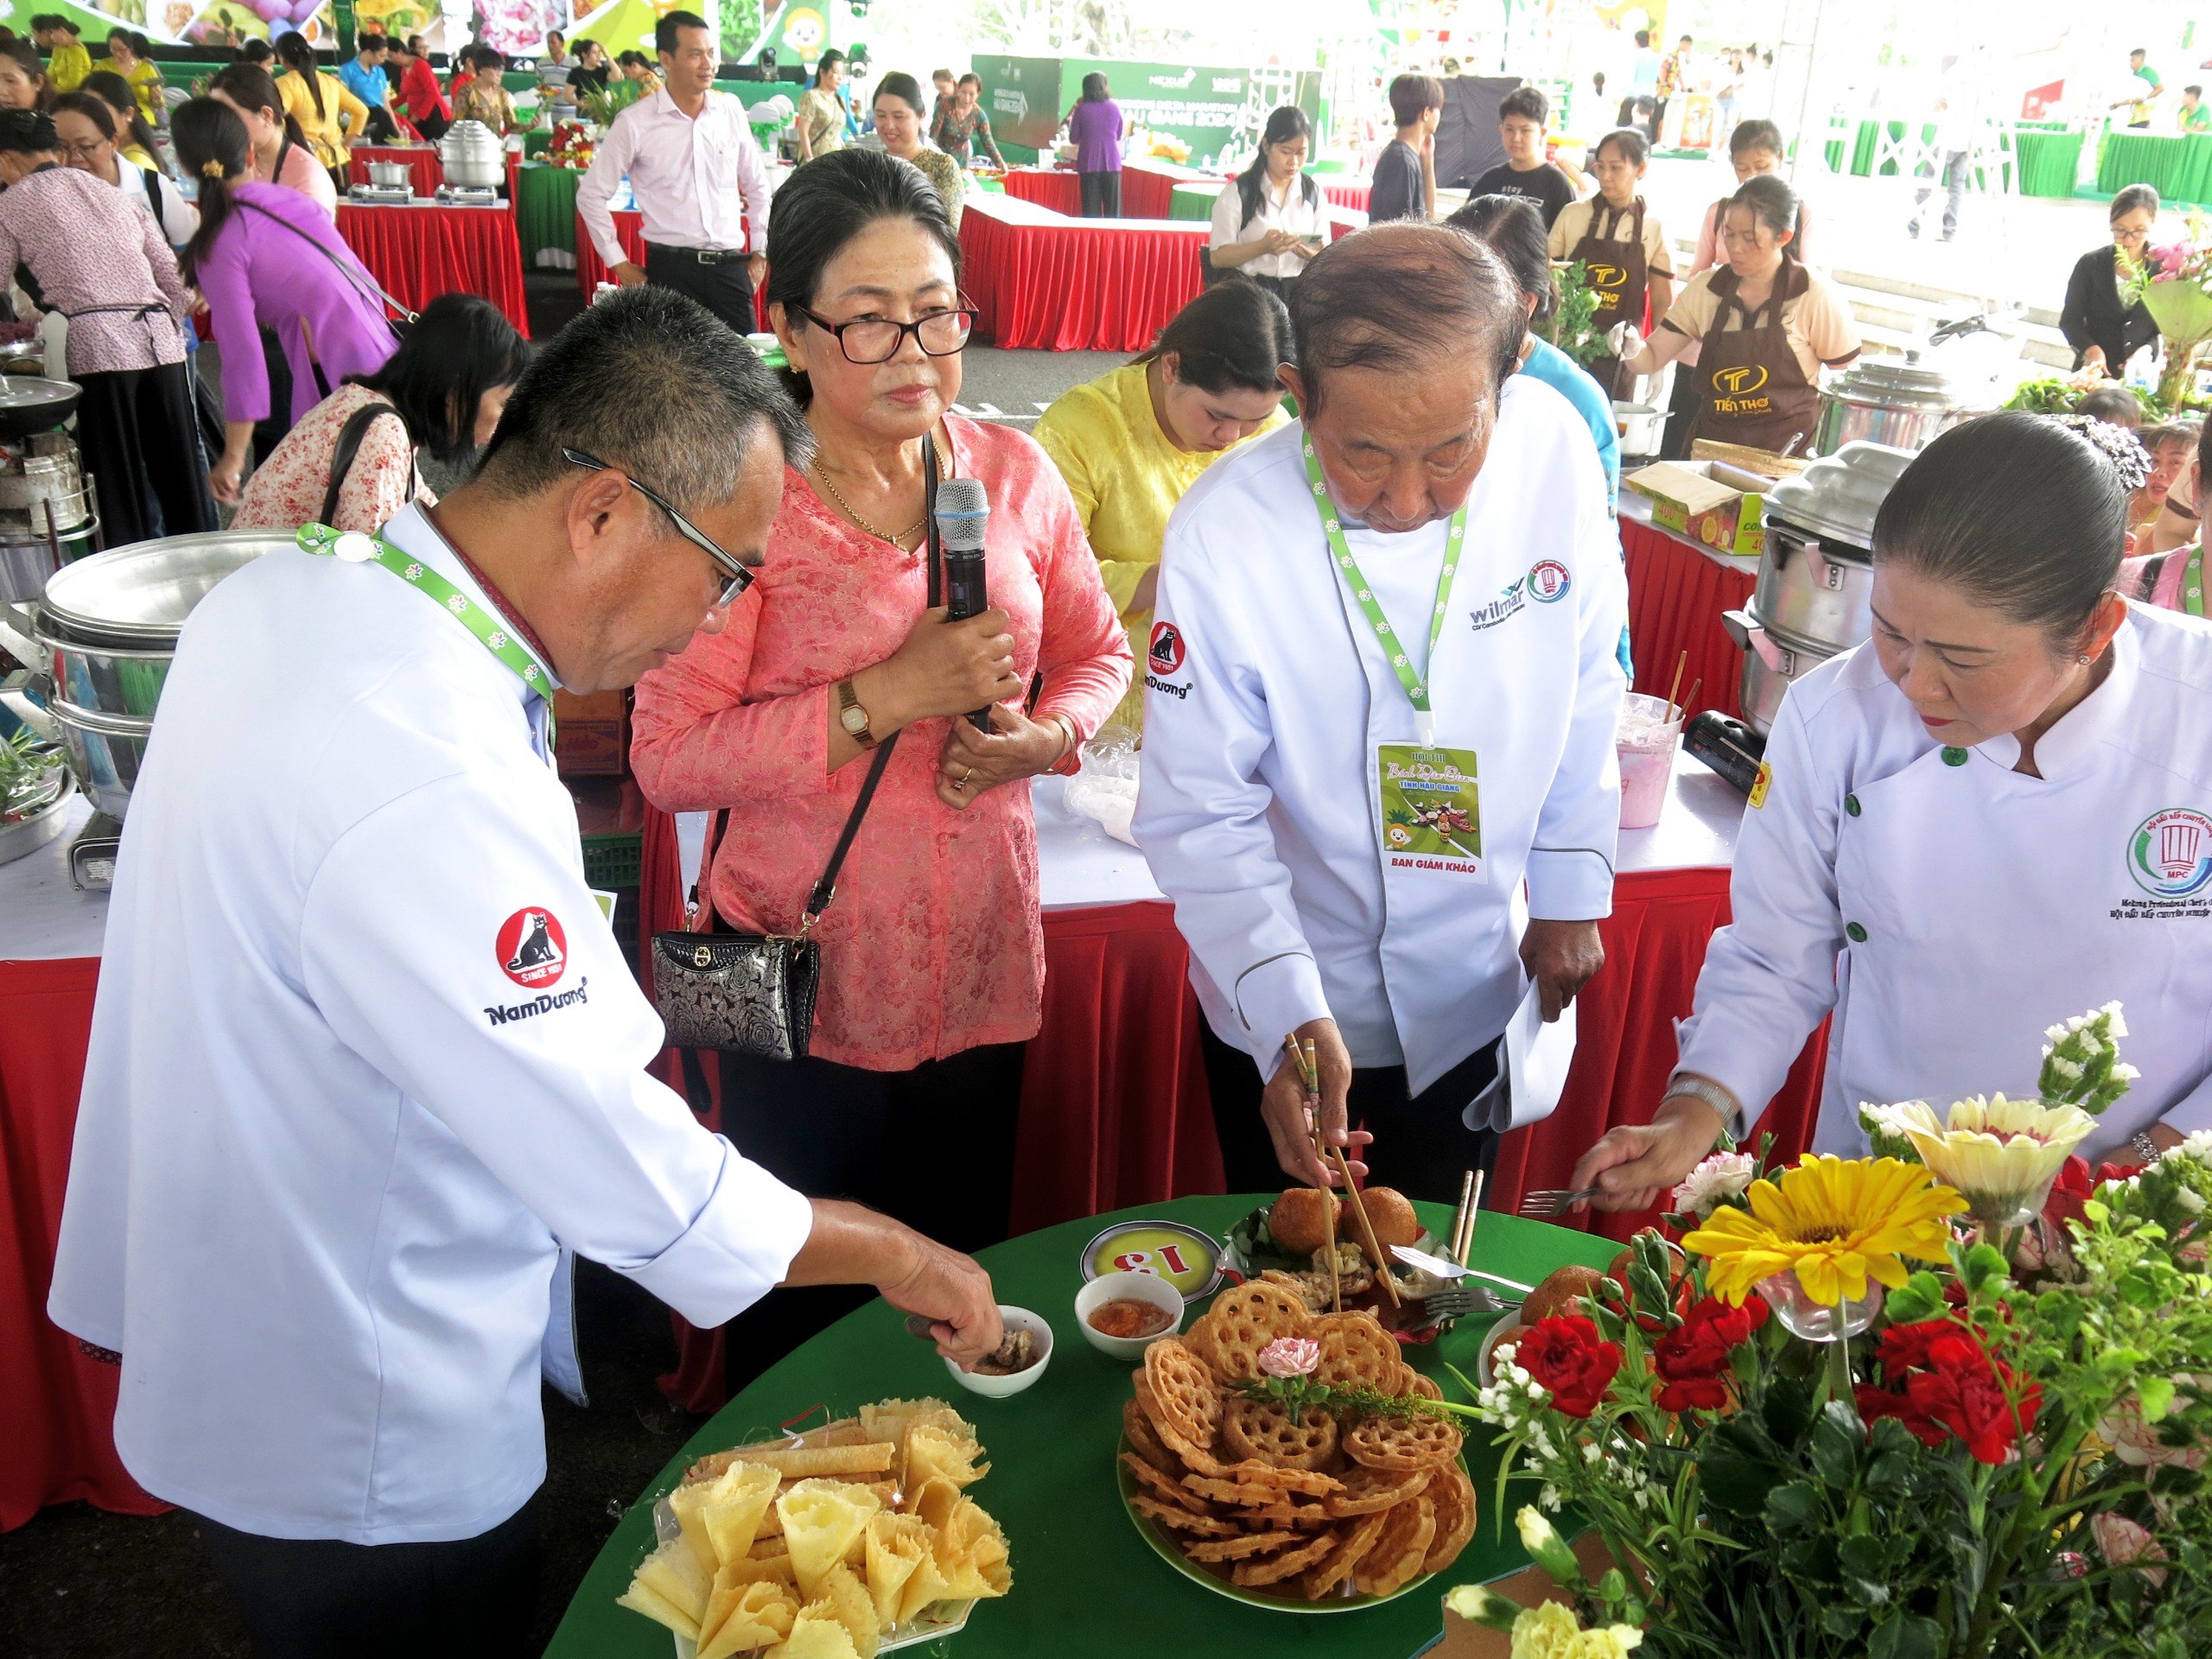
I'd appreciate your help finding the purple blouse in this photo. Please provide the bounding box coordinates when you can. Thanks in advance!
[196,181,397,425]
[1067,99,1123,173]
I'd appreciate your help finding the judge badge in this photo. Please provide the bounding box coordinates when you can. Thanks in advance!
[1377,744,1484,880]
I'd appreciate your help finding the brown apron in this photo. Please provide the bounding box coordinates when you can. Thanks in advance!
[1685,261,1821,456]
[1572,198,1650,400]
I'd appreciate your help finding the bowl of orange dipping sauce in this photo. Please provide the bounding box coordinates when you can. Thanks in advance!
[1074,1269,1186,1361]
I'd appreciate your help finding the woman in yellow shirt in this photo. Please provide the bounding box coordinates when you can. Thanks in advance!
[1034,278,1295,729]
[274,30,370,177]
[102,29,165,127]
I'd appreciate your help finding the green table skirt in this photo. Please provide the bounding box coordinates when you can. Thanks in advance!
[2099,130,2212,206]
[2015,129,2086,198]
[1170,181,1216,221]
[516,162,582,267]
[541,1194,1619,1659]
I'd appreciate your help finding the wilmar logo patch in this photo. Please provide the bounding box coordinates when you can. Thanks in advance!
[497,908,568,988]
[1148,620,1186,675]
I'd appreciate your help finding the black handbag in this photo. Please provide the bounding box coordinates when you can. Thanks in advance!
[649,434,941,1063]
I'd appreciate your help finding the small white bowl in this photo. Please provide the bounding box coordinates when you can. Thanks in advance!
[944,1305,1053,1398]
[1072,1270,1187,1362]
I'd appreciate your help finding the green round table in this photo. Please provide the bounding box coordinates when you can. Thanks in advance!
[516,162,582,267]
[542,1194,1617,1659]
[2014,128,2086,199]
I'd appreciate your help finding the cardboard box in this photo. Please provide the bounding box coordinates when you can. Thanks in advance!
[554,688,628,778]
[1625,460,1766,559]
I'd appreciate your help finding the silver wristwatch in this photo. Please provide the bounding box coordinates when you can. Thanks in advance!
[2132,1130,2162,1168]
[1662,1074,1741,1135]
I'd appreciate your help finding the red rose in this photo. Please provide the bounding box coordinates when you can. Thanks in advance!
[1875,1317,1961,1378]
[1653,1295,1768,1413]
[1900,1332,2044,1465]
[1510,1315,1624,1419]
[1854,1383,1947,1446]
[2044,1155,2095,1235]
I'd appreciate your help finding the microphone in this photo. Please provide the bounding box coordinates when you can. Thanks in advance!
[933,477,994,732]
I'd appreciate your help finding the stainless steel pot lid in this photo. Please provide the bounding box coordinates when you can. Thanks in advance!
[1822,350,1994,410]
[1765,440,1917,548]
[41,528,289,643]
[0,375,79,416]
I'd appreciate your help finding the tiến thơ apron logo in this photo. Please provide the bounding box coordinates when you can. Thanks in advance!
[2129,808,2212,898]
[1148,620,1186,675]
[1712,365,1770,396]
[498,908,569,988]
[1527,560,1572,601]
[1585,264,1628,289]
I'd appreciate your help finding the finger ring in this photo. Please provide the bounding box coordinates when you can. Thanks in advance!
[959,766,975,784]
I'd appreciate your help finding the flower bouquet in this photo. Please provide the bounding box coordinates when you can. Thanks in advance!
[544,118,595,172]
[2120,221,2212,409]
[1445,1005,2212,1659]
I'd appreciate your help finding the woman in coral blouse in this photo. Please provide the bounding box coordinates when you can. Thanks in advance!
[632,149,1131,1368]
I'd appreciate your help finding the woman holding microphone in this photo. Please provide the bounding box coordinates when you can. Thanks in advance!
[1569,414,2212,1212]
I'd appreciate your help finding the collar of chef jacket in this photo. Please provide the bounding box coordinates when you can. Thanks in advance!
[1965,615,2136,779]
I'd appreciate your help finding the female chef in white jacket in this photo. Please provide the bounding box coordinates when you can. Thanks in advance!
[1573,412,2212,1211]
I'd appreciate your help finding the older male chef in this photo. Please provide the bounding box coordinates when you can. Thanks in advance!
[1136,224,1630,1203]
[47,290,999,1659]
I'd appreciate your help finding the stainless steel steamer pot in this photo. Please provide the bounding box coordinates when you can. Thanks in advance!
[1722,609,1845,736]
[47,696,151,819]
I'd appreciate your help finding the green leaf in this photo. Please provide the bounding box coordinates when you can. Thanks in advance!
[1700,1451,1779,1517]
[2140,1374,2177,1421]
[1868,1613,1944,1659]
[1761,1371,1818,1447]
[1810,1403,1863,1489]
[1960,1242,2010,1294]
[1885,1272,1947,1325]
[1838,1534,1886,1579]
[1764,1481,1821,1532]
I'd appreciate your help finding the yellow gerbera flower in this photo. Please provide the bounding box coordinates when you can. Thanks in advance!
[1681,1155,1966,1306]
[1887,1094,2095,1225]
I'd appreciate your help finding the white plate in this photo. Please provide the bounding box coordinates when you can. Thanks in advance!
[1474,1306,1527,1389]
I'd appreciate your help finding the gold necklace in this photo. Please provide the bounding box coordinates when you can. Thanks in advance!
[810,442,942,545]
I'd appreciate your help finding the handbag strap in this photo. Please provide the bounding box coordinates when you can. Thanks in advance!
[689,429,942,936]
[320,399,412,524]
[237,198,422,325]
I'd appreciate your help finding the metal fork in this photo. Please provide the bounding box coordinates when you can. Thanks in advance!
[1423,1281,1522,1321]
[1517,1185,1603,1218]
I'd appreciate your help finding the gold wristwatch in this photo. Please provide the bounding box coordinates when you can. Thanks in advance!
[836,677,876,747]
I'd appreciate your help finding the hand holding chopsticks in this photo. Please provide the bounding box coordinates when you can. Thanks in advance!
[1263,1020,1367,1191]
[1284,1032,1400,1309]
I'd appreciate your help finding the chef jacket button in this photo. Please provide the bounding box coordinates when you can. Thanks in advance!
[1844,793,1861,817]
[1942,747,1969,766]
[1846,922,1868,943]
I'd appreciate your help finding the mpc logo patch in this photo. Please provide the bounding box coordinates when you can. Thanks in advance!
[1526,561,1573,602]
[1711,365,1770,397]
[497,908,568,988]
[2129,808,2212,898]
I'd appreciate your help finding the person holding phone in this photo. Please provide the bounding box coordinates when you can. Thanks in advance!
[1207,105,1326,300]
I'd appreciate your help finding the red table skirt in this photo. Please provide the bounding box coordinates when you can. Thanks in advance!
[998,167,1082,214]
[958,198,1205,352]
[1322,178,1372,212]
[346,144,443,198]
[334,202,531,339]
[1623,513,1757,722]
[1119,160,1185,220]
[574,211,770,330]
[0,957,165,1529]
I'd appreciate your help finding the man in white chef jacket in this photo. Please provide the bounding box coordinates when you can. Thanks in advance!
[47,290,1000,1658]
[1136,224,1629,1203]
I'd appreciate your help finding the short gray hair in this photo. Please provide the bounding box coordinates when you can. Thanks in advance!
[1289,223,1524,415]
[475,287,812,511]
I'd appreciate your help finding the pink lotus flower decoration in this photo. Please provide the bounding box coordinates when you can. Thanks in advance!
[1257,1336,1320,1378]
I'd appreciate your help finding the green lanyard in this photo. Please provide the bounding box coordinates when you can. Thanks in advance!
[1301,437,1470,748]
[2183,541,2206,619]
[296,521,557,712]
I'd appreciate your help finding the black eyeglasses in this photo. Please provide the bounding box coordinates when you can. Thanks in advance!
[793,305,977,365]
[563,447,756,607]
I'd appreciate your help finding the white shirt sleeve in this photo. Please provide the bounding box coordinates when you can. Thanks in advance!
[1672,686,1848,1130]
[728,109,772,254]
[1135,523,1330,1077]
[1208,180,1244,250]
[1525,448,1630,920]
[297,770,815,1327]
[577,105,639,270]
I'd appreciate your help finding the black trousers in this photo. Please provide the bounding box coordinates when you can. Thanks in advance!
[74,361,217,547]
[1199,1021,1500,1208]
[715,1041,1026,1386]
[411,111,450,143]
[645,243,758,334]
[191,1501,538,1659]
[1079,168,1122,217]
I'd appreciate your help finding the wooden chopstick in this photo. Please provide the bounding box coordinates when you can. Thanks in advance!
[1662,650,1688,723]
[1297,1035,1398,1306]
[1287,1033,1340,1313]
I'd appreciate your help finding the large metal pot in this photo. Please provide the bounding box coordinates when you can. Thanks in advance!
[38,528,287,649]
[366,160,415,189]
[48,696,151,819]
[1812,353,1989,457]
[439,119,506,189]
[1751,520,1875,652]
[0,375,80,441]
[1722,609,1845,735]
[36,623,172,718]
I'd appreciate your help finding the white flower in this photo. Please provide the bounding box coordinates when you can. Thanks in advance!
[2113,1063,2142,1083]
[1539,1483,1562,1510]
[1671,1150,1758,1217]
[2179,1186,2207,1216]
[1582,1440,1604,1465]
[2046,1057,2085,1081]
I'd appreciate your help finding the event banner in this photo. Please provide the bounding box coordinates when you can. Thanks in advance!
[974,54,1307,168]
[5,0,338,50]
